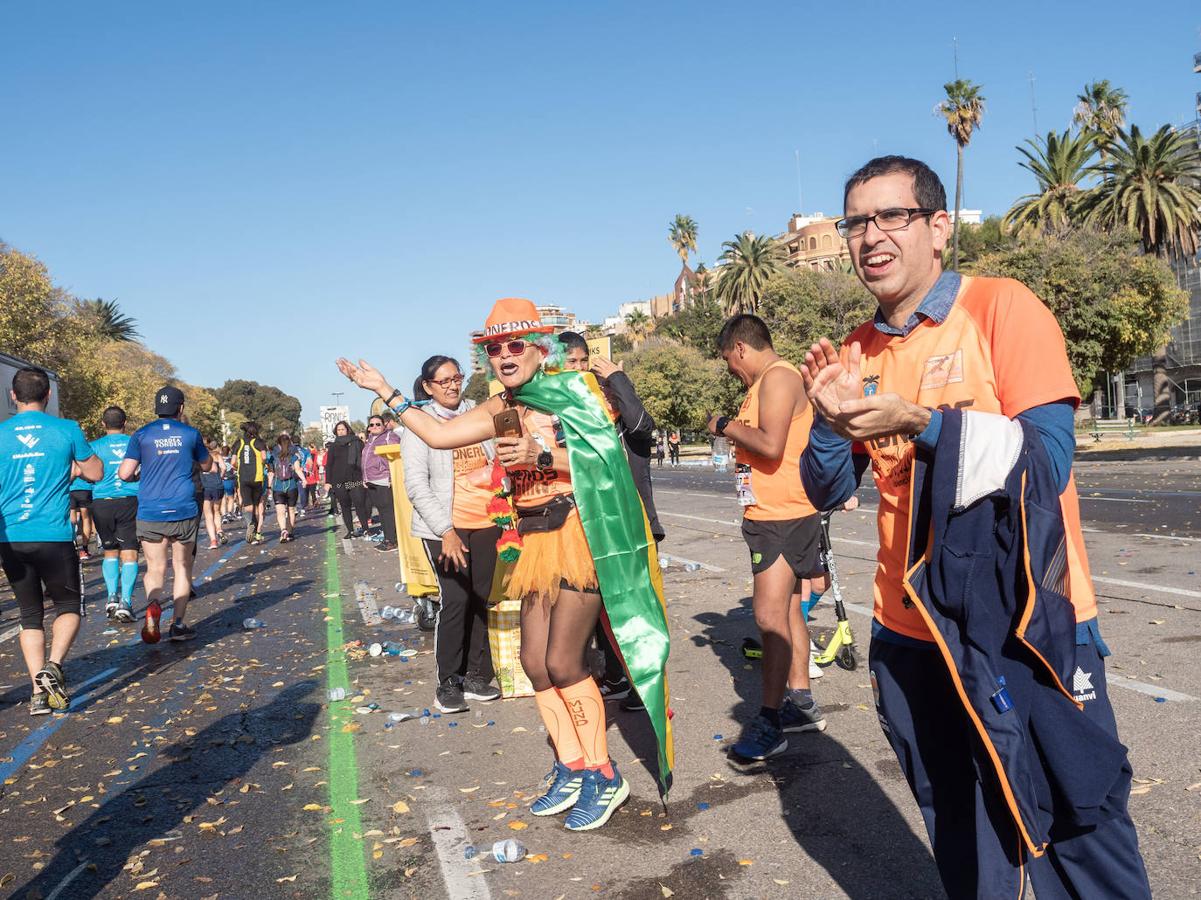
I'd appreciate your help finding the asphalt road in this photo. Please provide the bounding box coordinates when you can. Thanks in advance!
[0,452,1198,899]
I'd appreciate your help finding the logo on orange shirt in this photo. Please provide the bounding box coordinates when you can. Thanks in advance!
[920,350,964,391]
[863,375,880,396]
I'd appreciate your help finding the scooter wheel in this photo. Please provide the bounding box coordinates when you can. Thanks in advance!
[836,645,858,671]
[416,602,438,632]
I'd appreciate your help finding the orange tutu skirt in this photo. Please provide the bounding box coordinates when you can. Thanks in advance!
[505,508,598,602]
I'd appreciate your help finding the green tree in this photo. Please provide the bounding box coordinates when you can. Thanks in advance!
[1004,130,1097,236]
[463,370,490,403]
[79,297,140,342]
[969,228,1188,398]
[945,216,1014,268]
[619,338,740,432]
[655,293,726,357]
[668,214,698,265]
[714,232,784,314]
[757,268,877,364]
[938,79,986,271]
[214,379,303,435]
[1073,80,1128,161]
[1085,124,1201,261]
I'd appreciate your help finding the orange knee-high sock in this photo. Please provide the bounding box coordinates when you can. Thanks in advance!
[557,678,611,774]
[534,688,585,768]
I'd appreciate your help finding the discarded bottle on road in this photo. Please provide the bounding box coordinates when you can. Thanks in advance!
[381,641,404,656]
[380,605,397,620]
[388,707,432,723]
[327,687,347,702]
[242,617,266,630]
[464,840,526,863]
[684,562,701,572]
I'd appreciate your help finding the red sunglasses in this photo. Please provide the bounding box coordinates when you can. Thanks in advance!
[484,339,532,358]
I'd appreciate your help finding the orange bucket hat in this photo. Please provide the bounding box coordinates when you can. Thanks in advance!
[473,298,554,344]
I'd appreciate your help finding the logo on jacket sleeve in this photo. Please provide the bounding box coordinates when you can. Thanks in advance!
[1072,666,1096,703]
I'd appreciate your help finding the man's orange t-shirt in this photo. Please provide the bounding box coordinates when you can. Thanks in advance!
[850,275,1096,641]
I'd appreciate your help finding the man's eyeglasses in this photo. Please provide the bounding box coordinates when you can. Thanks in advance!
[484,340,531,358]
[428,374,465,388]
[368,421,384,428]
[835,207,937,239]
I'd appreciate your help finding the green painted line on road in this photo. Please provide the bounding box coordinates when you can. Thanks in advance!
[324,528,371,900]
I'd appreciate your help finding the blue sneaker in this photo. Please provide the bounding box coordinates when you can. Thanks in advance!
[731,715,787,761]
[564,764,630,831]
[530,761,584,817]
[779,696,827,734]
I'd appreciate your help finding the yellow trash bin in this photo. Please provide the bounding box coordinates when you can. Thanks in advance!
[373,444,439,598]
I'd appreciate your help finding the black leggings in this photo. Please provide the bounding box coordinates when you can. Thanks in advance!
[0,542,82,630]
[423,526,500,683]
[365,483,398,545]
[329,484,369,535]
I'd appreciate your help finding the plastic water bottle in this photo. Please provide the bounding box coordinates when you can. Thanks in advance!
[389,707,431,723]
[380,605,397,620]
[381,641,403,656]
[465,840,526,863]
[327,687,346,702]
[242,617,266,629]
[684,562,701,572]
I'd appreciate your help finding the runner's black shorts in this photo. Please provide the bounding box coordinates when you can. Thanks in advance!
[69,489,93,511]
[240,483,264,506]
[741,514,822,579]
[92,497,140,551]
[273,487,299,508]
[0,542,83,630]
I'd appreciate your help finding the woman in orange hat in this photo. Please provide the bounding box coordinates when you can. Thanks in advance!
[337,298,673,831]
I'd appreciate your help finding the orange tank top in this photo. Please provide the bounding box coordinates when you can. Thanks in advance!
[851,275,1094,641]
[451,442,494,529]
[511,409,573,510]
[733,359,817,521]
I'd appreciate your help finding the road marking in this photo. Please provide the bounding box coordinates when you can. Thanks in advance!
[660,510,740,527]
[0,666,120,784]
[427,792,493,900]
[0,624,18,643]
[1132,533,1201,543]
[1079,496,1151,504]
[1091,576,1201,600]
[1105,674,1198,702]
[324,529,371,900]
[44,860,90,900]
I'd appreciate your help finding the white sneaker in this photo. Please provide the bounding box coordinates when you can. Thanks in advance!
[809,657,824,679]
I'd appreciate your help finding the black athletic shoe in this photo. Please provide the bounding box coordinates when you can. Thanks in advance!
[374,541,397,552]
[435,679,469,713]
[35,662,69,710]
[619,693,645,713]
[599,676,631,701]
[30,692,51,716]
[462,675,501,702]
[169,622,197,642]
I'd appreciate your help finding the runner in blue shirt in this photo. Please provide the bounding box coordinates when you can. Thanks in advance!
[118,386,212,642]
[89,406,141,623]
[0,367,102,715]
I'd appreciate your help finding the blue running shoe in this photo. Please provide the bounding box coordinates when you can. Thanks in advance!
[564,764,629,831]
[731,715,787,761]
[530,761,584,817]
[780,696,827,734]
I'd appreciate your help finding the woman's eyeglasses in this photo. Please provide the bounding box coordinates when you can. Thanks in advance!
[484,339,531,358]
[427,374,465,388]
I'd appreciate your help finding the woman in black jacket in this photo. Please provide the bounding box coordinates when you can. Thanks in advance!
[324,421,371,538]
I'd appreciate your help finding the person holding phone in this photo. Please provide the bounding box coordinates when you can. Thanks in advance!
[401,355,502,713]
[337,298,672,833]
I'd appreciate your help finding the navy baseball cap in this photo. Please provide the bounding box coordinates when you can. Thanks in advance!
[154,385,185,416]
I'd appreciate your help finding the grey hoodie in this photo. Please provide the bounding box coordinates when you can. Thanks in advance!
[400,399,494,540]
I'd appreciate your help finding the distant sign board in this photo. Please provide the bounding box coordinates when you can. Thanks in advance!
[586,335,612,361]
[320,405,349,444]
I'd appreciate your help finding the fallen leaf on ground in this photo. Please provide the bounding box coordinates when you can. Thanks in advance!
[508,821,528,831]
[660,885,674,898]
[392,800,410,814]
[303,803,323,811]
[276,875,298,883]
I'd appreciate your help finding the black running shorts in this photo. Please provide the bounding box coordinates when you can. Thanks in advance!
[0,542,83,630]
[273,487,299,508]
[240,483,264,506]
[741,514,822,579]
[69,489,93,511]
[92,496,139,551]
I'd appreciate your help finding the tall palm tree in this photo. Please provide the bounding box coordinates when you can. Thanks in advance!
[1086,124,1201,260]
[624,308,652,347]
[584,323,606,339]
[714,232,784,315]
[1004,129,1097,236]
[82,298,140,342]
[668,214,698,266]
[938,79,986,270]
[693,262,711,296]
[1073,80,1128,161]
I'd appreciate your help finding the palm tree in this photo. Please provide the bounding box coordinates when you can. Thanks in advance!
[693,262,711,296]
[82,298,140,342]
[714,232,784,315]
[1086,124,1201,260]
[1004,129,1097,236]
[668,215,698,266]
[938,79,986,270]
[1073,80,1128,161]
[584,323,606,339]
[624,308,652,347]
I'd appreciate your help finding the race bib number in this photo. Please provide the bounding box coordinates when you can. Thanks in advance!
[735,463,757,507]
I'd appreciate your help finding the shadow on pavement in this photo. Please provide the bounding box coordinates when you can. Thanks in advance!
[690,601,944,898]
[10,681,321,900]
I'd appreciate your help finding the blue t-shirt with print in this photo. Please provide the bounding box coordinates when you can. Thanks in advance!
[124,418,209,521]
[0,411,96,542]
[90,433,139,500]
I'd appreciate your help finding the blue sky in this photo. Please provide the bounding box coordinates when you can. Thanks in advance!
[3,2,1198,424]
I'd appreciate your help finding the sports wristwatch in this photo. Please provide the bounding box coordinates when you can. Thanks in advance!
[715,416,731,436]
[532,432,554,470]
